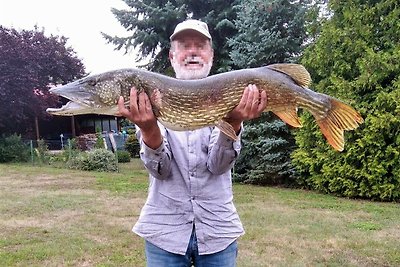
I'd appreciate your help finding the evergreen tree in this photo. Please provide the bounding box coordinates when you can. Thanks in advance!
[292,0,400,201]
[229,0,315,67]
[228,0,319,185]
[103,0,239,73]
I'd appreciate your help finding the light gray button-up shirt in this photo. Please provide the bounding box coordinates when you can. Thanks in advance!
[132,123,245,255]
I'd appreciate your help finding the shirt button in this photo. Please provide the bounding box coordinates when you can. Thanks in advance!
[191,196,195,200]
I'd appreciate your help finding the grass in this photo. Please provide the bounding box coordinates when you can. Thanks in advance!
[0,162,399,266]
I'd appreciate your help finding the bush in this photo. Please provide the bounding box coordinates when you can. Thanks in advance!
[292,0,400,201]
[67,149,118,172]
[95,131,105,149]
[125,133,140,158]
[117,150,131,163]
[0,134,29,163]
[34,139,50,164]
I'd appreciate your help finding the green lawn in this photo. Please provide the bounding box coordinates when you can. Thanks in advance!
[0,161,399,266]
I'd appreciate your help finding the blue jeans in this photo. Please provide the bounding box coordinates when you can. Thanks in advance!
[145,228,238,267]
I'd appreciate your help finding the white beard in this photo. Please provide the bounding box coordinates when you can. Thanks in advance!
[171,56,212,80]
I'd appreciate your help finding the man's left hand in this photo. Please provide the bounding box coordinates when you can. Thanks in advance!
[224,84,267,132]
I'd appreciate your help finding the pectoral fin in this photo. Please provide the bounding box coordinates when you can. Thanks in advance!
[216,120,238,141]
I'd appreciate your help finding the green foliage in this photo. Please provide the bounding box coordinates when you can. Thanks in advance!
[67,149,118,172]
[51,138,81,164]
[0,134,29,163]
[293,0,400,201]
[104,0,238,73]
[228,0,317,68]
[228,0,321,185]
[34,139,50,164]
[234,115,296,185]
[120,118,134,129]
[116,150,131,163]
[47,140,81,167]
[94,132,105,149]
[124,133,140,158]
[48,151,69,165]
[67,138,78,150]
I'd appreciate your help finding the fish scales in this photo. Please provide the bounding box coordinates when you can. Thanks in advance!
[46,63,363,151]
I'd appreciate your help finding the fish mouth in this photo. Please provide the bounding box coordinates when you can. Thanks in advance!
[46,80,101,116]
[46,101,95,116]
[46,100,119,116]
[48,80,97,107]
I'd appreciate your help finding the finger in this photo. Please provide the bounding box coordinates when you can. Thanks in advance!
[137,91,147,113]
[248,84,259,109]
[257,90,267,114]
[117,96,128,116]
[129,87,139,112]
[238,86,250,109]
[143,92,152,111]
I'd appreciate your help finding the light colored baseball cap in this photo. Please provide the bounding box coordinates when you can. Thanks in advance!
[170,19,212,41]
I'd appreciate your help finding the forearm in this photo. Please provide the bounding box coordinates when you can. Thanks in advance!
[223,117,242,135]
[137,125,172,180]
[207,127,242,175]
[141,125,163,150]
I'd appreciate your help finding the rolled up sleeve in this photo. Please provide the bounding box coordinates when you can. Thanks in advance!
[137,125,172,180]
[206,126,242,175]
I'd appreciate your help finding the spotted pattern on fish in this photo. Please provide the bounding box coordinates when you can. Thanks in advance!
[47,64,363,151]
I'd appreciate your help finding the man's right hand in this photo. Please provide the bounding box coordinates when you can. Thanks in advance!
[118,87,162,149]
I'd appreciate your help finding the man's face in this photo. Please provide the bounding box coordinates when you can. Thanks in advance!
[169,31,214,80]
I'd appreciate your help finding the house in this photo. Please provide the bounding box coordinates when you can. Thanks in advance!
[39,114,122,150]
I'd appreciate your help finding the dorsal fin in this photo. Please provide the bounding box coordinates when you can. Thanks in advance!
[267,63,312,88]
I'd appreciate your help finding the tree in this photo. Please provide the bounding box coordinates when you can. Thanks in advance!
[292,0,400,201]
[103,0,239,73]
[233,116,296,185]
[228,0,316,68]
[228,0,320,185]
[0,26,85,137]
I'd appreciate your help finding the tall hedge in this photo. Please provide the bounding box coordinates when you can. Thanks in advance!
[292,0,400,201]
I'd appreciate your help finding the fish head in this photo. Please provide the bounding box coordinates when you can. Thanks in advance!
[47,70,132,116]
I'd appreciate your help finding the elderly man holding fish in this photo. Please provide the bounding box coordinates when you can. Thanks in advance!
[118,19,267,266]
[46,17,363,265]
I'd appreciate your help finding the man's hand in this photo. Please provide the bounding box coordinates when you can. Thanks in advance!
[224,84,267,133]
[118,87,162,149]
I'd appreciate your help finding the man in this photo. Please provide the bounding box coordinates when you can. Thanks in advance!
[118,19,267,267]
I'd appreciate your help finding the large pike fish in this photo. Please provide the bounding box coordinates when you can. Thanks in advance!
[47,63,363,151]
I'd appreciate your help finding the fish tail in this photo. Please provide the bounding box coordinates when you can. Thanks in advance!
[315,98,363,151]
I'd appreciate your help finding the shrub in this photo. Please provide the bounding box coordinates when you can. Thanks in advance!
[34,139,50,164]
[95,131,105,149]
[125,133,140,158]
[67,149,118,172]
[117,150,131,163]
[0,134,29,163]
[293,0,400,201]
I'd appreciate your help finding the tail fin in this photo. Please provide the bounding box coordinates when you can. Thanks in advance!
[315,99,363,151]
